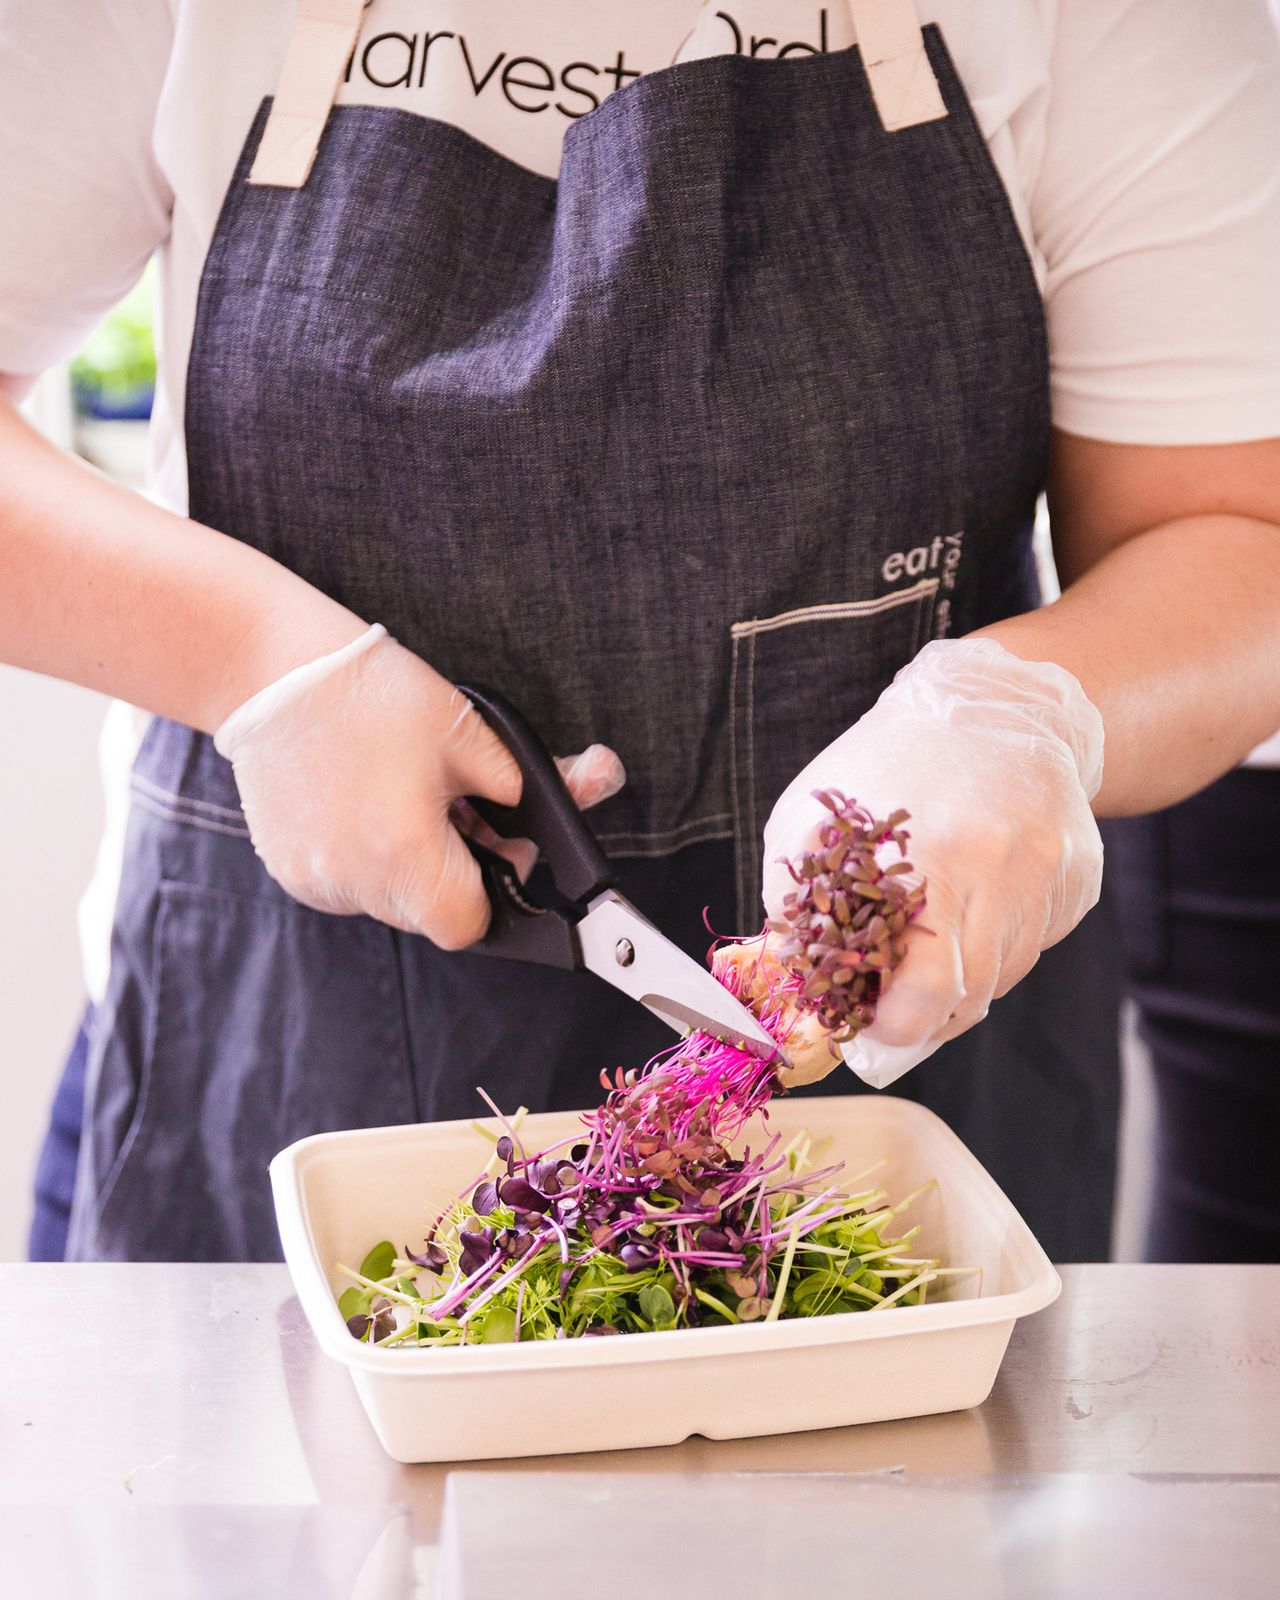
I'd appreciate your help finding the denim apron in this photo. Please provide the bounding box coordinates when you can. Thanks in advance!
[65,3,1119,1263]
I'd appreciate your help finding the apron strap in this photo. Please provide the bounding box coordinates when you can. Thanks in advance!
[248,0,367,189]
[847,0,947,131]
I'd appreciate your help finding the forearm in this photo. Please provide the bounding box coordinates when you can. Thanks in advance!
[972,513,1280,815]
[0,393,367,732]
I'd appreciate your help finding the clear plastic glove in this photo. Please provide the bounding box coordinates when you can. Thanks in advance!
[712,935,843,1090]
[753,637,1105,1089]
[214,624,625,947]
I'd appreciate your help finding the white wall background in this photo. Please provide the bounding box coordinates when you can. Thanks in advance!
[0,668,105,1259]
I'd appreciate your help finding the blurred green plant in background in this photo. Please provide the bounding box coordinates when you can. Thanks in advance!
[69,264,156,421]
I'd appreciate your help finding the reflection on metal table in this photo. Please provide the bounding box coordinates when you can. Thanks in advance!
[2,1264,1278,1596]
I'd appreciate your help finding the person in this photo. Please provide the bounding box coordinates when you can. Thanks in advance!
[3,0,1278,1266]
[1104,751,1280,1263]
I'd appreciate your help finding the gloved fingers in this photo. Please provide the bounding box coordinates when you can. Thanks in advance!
[900,824,1097,1048]
[774,1015,842,1088]
[710,936,841,1088]
[765,835,967,1078]
[920,896,1002,1046]
[990,948,1039,1002]
[448,799,540,884]
[927,956,999,1046]
[966,809,1103,952]
[443,743,626,886]
[970,886,1043,1002]
[253,852,365,918]
[556,745,627,811]
[440,686,523,808]
[1042,813,1105,947]
[921,890,1046,1045]
[718,921,960,1087]
[382,811,495,950]
[710,934,781,1007]
[854,878,966,1053]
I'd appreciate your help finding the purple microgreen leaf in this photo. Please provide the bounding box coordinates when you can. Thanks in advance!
[619,1241,658,1272]
[403,1241,448,1271]
[499,1176,551,1213]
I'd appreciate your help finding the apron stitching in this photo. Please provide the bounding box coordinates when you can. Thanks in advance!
[729,631,746,923]
[130,789,252,840]
[195,273,482,316]
[593,813,733,841]
[730,580,940,637]
[727,582,939,925]
[910,587,926,654]
[744,631,759,920]
[131,773,245,822]
[592,822,736,857]
[91,892,169,1231]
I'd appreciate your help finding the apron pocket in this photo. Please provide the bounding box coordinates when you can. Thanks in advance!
[91,881,414,1261]
[729,579,938,925]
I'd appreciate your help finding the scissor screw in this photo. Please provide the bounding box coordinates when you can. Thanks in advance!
[615,939,636,968]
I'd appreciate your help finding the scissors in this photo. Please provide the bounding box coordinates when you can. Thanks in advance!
[457,683,787,1069]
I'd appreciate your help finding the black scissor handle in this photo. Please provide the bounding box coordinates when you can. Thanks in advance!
[457,683,616,965]
[465,840,583,969]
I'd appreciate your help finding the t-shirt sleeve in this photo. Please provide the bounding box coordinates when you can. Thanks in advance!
[0,1,174,379]
[1035,0,1280,445]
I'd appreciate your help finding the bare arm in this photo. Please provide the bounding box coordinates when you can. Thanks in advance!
[971,431,1280,816]
[0,387,367,731]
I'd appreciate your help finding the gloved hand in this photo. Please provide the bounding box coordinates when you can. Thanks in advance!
[747,637,1105,1089]
[712,934,844,1089]
[214,624,625,947]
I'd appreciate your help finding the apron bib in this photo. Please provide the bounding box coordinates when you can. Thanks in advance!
[67,2,1118,1263]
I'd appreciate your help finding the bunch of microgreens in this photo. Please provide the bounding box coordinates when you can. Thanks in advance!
[338,791,968,1346]
[770,791,928,1044]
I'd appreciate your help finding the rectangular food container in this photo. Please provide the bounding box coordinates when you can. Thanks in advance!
[270,1095,1060,1463]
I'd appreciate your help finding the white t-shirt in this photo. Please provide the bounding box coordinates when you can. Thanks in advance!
[3,0,1280,1000]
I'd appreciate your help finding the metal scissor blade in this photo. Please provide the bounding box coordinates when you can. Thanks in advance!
[575,892,789,1068]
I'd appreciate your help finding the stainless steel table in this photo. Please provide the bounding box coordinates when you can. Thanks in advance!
[3,1264,1278,1595]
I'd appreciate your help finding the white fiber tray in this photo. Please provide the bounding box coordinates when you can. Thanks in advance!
[270,1096,1060,1463]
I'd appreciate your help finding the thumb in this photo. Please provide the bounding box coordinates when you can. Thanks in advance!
[844,878,965,1080]
[441,689,522,807]
[392,810,495,951]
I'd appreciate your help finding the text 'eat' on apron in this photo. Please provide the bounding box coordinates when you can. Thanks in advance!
[67,0,1119,1264]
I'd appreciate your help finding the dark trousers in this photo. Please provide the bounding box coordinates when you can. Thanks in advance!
[1105,767,1280,1263]
[27,1007,91,1262]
